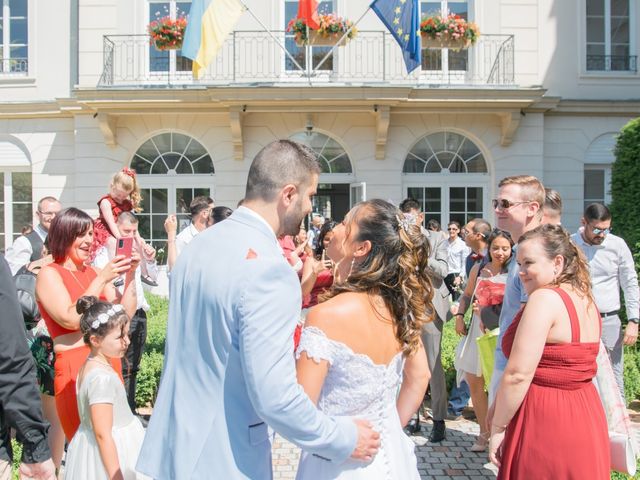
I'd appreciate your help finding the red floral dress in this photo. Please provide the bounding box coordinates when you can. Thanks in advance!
[91,194,133,257]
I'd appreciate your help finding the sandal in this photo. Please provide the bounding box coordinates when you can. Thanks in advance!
[471,432,489,452]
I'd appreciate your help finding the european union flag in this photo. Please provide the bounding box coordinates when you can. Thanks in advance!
[371,0,421,74]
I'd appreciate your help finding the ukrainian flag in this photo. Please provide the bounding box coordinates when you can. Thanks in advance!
[182,0,245,79]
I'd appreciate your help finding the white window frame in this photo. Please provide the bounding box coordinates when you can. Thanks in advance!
[419,0,473,83]
[581,0,637,75]
[1,0,29,77]
[147,0,193,81]
[403,174,489,227]
[1,169,33,249]
[282,0,337,81]
[583,164,612,207]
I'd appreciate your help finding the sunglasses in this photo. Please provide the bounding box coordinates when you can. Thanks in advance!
[588,225,610,235]
[447,228,459,231]
[492,198,531,210]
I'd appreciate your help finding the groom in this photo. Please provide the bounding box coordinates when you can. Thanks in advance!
[137,140,380,479]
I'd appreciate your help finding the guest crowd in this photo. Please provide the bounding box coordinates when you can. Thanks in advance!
[0,146,637,479]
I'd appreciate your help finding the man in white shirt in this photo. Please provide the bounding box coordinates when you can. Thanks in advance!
[170,196,214,270]
[5,197,61,275]
[93,211,158,411]
[307,214,324,250]
[445,221,470,300]
[571,203,639,399]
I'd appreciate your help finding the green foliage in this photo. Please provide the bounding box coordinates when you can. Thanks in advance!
[134,293,169,408]
[11,439,21,479]
[610,117,640,250]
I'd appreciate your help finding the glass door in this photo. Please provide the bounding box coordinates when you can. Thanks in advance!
[406,185,484,227]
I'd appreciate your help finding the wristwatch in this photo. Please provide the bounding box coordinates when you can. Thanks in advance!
[628,318,639,324]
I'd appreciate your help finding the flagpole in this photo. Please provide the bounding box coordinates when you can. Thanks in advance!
[238,1,312,85]
[311,7,371,74]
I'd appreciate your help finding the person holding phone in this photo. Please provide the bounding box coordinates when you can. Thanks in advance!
[93,211,158,413]
[300,220,338,310]
[35,208,139,441]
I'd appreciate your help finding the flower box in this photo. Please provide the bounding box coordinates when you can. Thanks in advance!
[295,30,347,47]
[288,13,357,47]
[420,13,479,51]
[421,34,471,51]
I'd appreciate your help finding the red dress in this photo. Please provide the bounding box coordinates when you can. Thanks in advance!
[92,194,133,256]
[498,287,609,480]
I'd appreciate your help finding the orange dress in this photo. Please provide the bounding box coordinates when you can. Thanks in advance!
[38,263,123,441]
[498,287,609,479]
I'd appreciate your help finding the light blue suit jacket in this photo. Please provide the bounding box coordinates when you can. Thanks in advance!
[137,207,356,479]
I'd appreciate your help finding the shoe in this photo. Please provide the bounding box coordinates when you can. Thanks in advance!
[471,432,489,452]
[141,275,158,287]
[405,412,421,435]
[446,410,463,421]
[429,420,446,443]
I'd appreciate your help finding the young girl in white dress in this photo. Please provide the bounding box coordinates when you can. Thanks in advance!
[64,296,148,480]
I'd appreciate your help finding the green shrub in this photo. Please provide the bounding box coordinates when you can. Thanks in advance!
[134,293,169,408]
[610,117,640,251]
[135,350,165,407]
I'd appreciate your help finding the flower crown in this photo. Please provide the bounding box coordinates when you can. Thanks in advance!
[90,304,125,330]
[397,213,415,233]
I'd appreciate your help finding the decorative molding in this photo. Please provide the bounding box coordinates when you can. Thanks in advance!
[499,111,521,146]
[374,105,390,160]
[97,113,117,147]
[229,106,243,160]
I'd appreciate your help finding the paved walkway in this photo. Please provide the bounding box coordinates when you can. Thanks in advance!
[272,414,498,479]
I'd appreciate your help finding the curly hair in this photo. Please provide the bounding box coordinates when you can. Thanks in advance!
[323,199,435,355]
[518,224,594,300]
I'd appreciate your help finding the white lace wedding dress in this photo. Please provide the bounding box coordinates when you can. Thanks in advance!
[295,326,420,479]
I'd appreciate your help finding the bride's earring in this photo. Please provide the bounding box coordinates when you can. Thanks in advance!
[347,258,355,280]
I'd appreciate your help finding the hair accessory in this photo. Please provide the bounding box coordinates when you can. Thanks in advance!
[90,304,125,330]
[397,214,414,233]
[121,167,136,178]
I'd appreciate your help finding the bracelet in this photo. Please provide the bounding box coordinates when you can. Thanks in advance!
[455,313,464,318]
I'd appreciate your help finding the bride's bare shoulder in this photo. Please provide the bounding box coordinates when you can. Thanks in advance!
[305,292,367,335]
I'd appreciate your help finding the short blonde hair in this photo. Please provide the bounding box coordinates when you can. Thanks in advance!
[498,175,545,208]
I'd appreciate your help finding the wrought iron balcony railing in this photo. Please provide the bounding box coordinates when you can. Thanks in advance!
[98,31,514,88]
[0,58,28,75]
[586,55,638,73]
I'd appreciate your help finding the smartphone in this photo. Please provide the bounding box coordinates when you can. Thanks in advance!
[115,237,133,258]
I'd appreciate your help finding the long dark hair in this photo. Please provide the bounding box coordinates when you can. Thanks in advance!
[486,228,514,273]
[323,200,434,354]
[314,220,338,259]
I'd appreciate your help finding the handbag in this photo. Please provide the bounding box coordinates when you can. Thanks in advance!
[594,341,638,475]
[476,328,499,389]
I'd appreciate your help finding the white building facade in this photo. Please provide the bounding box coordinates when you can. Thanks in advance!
[0,0,638,253]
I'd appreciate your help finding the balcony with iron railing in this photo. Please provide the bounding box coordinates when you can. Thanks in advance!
[97,31,514,88]
[586,54,638,73]
[0,57,28,75]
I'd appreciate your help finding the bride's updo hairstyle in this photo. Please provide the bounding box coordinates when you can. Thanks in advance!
[325,199,435,354]
[77,296,130,345]
[518,224,593,299]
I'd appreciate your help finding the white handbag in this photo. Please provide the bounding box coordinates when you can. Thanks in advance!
[609,431,636,475]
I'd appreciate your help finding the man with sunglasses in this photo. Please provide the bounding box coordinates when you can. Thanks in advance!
[489,175,544,405]
[571,203,639,399]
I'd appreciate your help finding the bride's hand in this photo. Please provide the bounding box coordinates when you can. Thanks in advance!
[350,419,380,462]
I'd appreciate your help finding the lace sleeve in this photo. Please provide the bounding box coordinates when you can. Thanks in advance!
[295,326,336,365]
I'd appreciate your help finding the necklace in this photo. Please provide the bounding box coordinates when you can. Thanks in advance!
[65,266,89,292]
[87,356,111,367]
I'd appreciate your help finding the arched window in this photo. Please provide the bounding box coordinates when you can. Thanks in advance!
[130,132,214,261]
[403,131,487,174]
[131,132,214,175]
[402,131,489,227]
[290,132,353,174]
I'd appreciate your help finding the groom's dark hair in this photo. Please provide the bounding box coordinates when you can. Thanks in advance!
[244,140,321,202]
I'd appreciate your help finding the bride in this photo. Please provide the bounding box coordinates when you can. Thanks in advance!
[295,199,434,479]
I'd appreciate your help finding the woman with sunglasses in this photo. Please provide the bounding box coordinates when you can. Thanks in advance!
[454,228,513,452]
